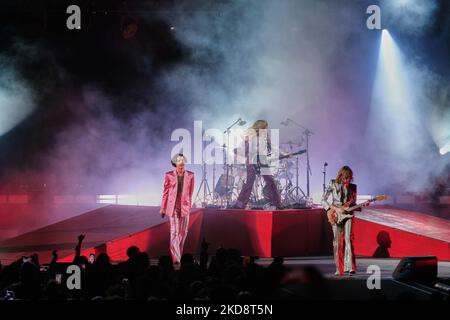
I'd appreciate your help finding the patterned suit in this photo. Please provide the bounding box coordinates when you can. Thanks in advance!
[321,179,359,274]
[235,131,281,208]
[161,170,195,263]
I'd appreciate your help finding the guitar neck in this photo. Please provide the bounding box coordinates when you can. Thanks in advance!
[279,150,306,160]
[256,149,306,165]
[345,199,374,212]
[279,154,291,160]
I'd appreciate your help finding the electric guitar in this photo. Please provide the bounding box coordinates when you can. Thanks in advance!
[326,195,387,225]
[254,149,306,173]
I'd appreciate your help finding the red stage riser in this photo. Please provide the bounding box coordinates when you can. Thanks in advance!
[271,209,331,257]
[201,209,273,257]
[60,209,331,261]
[61,211,204,262]
[10,205,447,264]
[106,211,204,260]
[353,218,450,261]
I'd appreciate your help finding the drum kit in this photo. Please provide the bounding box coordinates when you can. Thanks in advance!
[209,140,308,208]
[193,117,314,209]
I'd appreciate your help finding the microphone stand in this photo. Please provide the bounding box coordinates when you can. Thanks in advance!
[223,118,243,208]
[287,119,314,198]
[322,162,328,193]
[194,139,212,207]
[212,157,216,206]
[304,129,312,197]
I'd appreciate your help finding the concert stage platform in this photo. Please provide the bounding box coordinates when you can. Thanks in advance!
[257,257,450,300]
[353,205,450,261]
[0,204,449,264]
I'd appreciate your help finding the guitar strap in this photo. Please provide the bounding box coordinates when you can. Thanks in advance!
[338,183,346,204]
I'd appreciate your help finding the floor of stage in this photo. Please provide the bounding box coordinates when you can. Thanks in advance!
[248,257,450,300]
[253,256,450,279]
[165,256,450,299]
[161,256,450,280]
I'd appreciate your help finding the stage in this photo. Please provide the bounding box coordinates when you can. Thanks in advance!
[1,0,450,304]
[1,204,450,264]
[259,257,450,300]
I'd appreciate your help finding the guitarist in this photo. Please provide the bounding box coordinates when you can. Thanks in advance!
[321,166,368,276]
[232,120,283,209]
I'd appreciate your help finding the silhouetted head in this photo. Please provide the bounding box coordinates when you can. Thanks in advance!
[158,255,174,272]
[131,252,150,276]
[75,255,89,267]
[126,246,140,259]
[94,253,111,269]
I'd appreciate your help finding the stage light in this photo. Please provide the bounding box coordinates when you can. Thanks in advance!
[440,145,449,156]
[367,28,432,182]
[0,87,34,137]
[429,109,450,157]
[369,30,415,153]
[378,29,407,109]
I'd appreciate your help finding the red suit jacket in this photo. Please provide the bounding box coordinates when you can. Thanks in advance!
[161,170,195,217]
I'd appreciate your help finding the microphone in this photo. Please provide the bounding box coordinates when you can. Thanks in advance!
[324,162,328,167]
[224,118,246,133]
[280,119,289,126]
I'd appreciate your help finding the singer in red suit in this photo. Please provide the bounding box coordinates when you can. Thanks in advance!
[160,153,195,264]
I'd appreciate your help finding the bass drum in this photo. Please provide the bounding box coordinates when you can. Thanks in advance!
[262,180,282,201]
[214,174,235,197]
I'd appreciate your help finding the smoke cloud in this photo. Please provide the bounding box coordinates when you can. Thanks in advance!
[0,0,448,205]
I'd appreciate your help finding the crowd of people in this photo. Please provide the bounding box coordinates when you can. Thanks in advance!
[0,234,444,301]
[0,234,334,300]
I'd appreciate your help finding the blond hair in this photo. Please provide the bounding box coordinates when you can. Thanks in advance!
[245,120,268,138]
[336,166,353,184]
